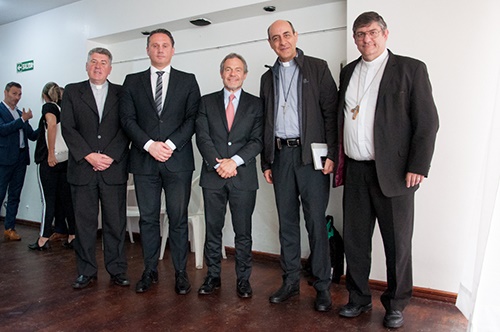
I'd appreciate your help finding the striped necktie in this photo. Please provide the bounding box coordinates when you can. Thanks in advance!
[155,71,165,115]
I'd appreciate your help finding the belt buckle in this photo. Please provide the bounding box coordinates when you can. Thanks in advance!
[286,138,298,147]
[276,138,282,150]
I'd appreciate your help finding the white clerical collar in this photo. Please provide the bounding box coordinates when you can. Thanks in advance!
[90,81,108,90]
[280,59,297,68]
[362,49,389,68]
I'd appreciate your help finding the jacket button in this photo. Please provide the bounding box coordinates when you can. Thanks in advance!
[228,142,232,146]
[97,135,101,139]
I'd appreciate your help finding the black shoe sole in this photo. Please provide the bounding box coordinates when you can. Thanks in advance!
[269,289,299,303]
[339,303,373,317]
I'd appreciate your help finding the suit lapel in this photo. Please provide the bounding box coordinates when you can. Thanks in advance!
[101,82,118,121]
[140,69,157,114]
[79,81,99,116]
[376,51,396,105]
[0,102,16,121]
[215,90,230,132]
[231,90,248,132]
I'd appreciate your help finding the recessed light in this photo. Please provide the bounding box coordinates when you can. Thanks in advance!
[189,18,212,26]
[263,6,276,12]
[141,31,150,35]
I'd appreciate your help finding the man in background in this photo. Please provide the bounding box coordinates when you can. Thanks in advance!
[62,47,130,289]
[120,29,201,294]
[0,82,38,241]
[196,53,263,298]
[336,12,439,329]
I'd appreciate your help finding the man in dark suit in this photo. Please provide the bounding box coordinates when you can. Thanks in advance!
[260,20,337,312]
[0,82,38,241]
[120,29,201,294]
[196,53,263,298]
[61,47,130,289]
[335,12,439,329]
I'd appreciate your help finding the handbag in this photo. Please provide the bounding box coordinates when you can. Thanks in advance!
[45,103,69,162]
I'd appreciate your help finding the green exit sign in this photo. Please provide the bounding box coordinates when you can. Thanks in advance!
[17,60,34,73]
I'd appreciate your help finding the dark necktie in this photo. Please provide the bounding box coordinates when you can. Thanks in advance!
[155,71,165,115]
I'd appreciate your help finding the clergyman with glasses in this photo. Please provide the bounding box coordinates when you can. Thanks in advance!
[335,11,439,329]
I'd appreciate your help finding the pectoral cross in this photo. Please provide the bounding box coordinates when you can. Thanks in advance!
[351,105,359,120]
[282,102,287,114]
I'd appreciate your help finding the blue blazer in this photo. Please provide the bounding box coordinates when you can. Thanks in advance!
[0,102,38,166]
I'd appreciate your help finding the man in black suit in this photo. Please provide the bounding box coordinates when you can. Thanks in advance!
[195,53,263,298]
[61,47,130,289]
[336,12,439,329]
[260,20,337,312]
[120,29,201,294]
[0,82,38,241]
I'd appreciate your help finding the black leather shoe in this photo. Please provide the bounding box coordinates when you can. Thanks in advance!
[175,270,191,295]
[72,275,97,289]
[236,279,252,298]
[269,283,300,303]
[62,239,74,249]
[383,310,404,328]
[28,238,50,251]
[135,270,158,293]
[198,276,221,295]
[314,290,332,312]
[111,273,130,287]
[339,302,373,317]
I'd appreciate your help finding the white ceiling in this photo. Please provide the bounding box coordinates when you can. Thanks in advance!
[0,0,81,26]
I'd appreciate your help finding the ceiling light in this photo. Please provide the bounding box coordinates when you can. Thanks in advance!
[189,18,211,26]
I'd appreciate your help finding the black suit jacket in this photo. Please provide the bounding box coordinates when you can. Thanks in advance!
[195,89,263,190]
[0,102,38,166]
[61,80,129,185]
[260,48,337,171]
[120,68,200,174]
[336,50,439,197]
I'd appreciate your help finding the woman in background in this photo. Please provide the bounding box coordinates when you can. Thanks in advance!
[29,82,75,250]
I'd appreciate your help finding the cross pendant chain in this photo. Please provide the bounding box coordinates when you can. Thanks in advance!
[282,102,287,114]
[351,105,360,120]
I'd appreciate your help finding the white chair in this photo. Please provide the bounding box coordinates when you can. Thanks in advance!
[159,175,218,269]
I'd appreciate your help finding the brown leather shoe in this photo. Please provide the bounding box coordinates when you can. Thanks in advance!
[49,232,68,241]
[4,229,21,241]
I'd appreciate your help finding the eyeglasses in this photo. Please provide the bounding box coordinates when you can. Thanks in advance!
[354,29,382,40]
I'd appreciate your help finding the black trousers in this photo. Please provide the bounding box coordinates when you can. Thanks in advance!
[71,175,127,277]
[343,158,414,311]
[38,160,75,238]
[202,182,255,281]
[134,167,192,273]
[271,146,331,291]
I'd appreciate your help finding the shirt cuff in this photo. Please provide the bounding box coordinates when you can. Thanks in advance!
[165,139,176,151]
[143,139,154,152]
[231,155,244,167]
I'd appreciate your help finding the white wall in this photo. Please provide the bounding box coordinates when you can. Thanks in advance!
[2,0,493,295]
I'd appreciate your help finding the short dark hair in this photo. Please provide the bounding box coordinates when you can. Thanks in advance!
[352,11,387,33]
[220,53,248,74]
[147,28,175,47]
[87,47,113,63]
[267,20,296,40]
[5,82,21,92]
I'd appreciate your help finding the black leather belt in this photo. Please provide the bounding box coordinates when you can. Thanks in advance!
[276,137,301,150]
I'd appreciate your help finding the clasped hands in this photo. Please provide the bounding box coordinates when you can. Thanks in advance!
[216,158,237,179]
[149,141,173,163]
[85,152,114,172]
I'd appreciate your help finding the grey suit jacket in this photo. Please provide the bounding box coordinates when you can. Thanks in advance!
[196,89,263,190]
[61,80,129,185]
[120,68,201,174]
[335,50,439,197]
